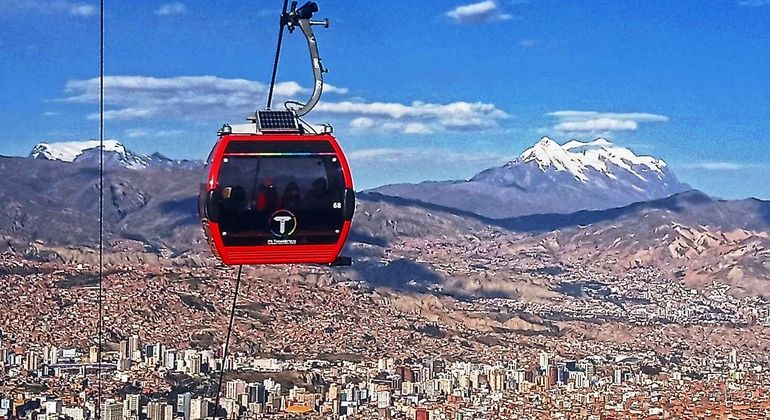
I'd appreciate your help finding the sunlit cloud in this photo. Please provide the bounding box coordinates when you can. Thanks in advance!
[679,162,768,171]
[545,110,669,137]
[738,0,770,6]
[155,2,187,16]
[60,75,508,135]
[445,1,513,24]
[0,0,96,16]
[349,147,510,166]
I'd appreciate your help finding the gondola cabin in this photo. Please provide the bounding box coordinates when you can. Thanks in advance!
[198,111,354,265]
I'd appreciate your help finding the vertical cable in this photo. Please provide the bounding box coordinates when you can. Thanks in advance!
[214,265,243,418]
[266,0,289,109]
[96,0,105,418]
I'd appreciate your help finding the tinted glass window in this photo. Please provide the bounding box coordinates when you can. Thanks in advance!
[213,152,345,246]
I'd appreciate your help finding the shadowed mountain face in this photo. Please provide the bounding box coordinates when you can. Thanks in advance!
[371,137,691,218]
[2,141,770,297]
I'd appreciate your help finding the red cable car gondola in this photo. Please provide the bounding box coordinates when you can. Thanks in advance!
[198,1,354,265]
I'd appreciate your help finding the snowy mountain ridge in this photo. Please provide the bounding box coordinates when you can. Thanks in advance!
[28,140,200,170]
[372,136,691,218]
[30,140,126,162]
[516,136,664,182]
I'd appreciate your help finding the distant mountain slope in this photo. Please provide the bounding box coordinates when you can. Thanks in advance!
[2,145,769,297]
[500,190,770,233]
[0,155,205,260]
[504,190,770,297]
[371,137,690,218]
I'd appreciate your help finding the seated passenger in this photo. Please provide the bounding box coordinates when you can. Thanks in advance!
[220,186,248,232]
[282,182,302,211]
[255,178,279,211]
[302,177,331,210]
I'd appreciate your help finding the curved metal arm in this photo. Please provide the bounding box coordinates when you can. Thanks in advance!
[291,18,327,117]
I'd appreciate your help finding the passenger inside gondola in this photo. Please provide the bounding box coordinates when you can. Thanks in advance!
[255,178,279,211]
[282,182,303,211]
[303,177,331,210]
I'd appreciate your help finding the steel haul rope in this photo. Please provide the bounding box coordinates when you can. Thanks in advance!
[96,0,105,419]
[213,265,243,417]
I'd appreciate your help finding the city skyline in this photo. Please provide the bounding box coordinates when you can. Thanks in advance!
[1,1,770,198]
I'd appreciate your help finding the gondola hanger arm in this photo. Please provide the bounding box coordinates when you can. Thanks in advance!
[265,1,329,117]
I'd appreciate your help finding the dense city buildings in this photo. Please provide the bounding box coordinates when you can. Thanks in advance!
[3,242,770,419]
[4,338,770,419]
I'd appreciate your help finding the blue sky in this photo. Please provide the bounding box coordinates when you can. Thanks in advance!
[1,0,769,198]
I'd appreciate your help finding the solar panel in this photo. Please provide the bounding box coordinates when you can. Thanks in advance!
[257,110,300,132]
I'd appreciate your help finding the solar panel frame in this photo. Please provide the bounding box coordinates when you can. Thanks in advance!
[256,110,300,132]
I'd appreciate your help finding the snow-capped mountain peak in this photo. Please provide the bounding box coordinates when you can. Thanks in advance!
[519,136,593,181]
[374,136,691,219]
[517,137,665,182]
[28,140,200,170]
[30,140,126,162]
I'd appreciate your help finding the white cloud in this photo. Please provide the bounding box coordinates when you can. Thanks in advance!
[0,0,96,16]
[349,147,509,166]
[69,3,93,15]
[349,117,375,130]
[554,118,638,132]
[319,100,508,133]
[445,1,513,24]
[61,75,507,134]
[545,110,669,136]
[679,162,767,171]
[61,75,338,121]
[155,2,187,16]
[738,0,770,6]
[124,128,185,138]
[547,111,669,122]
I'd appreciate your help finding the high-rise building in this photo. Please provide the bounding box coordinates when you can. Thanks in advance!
[119,340,130,360]
[128,335,140,358]
[25,351,40,372]
[188,353,202,375]
[147,401,166,420]
[117,358,132,371]
[190,397,209,420]
[614,368,624,385]
[164,349,177,370]
[177,392,192,420]
[220,398,239,420]
[548,366,559,388]
[489,370,505,392]
[226,380,247,400]
[101,400,123,420]
[539,351,550,372]
[42,346,58,365]
[153,343,165,361]
[248,383,267,404]
[89,346,99,364]
[62,406,86,420]
[572,371,589,389]
[124,394,141,420]
[376,386,391,409]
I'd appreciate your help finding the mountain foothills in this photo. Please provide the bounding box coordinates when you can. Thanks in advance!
[373,137,690,218]
[2,138,769,299]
